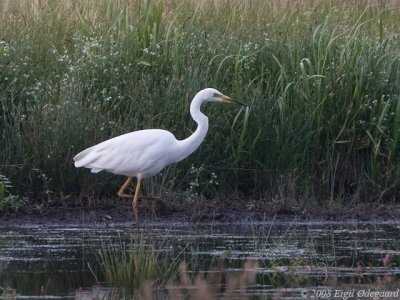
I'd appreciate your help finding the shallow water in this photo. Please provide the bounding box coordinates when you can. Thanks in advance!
[1,220,400,299]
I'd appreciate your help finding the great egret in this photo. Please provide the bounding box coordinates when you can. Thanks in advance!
[73,88,245,227]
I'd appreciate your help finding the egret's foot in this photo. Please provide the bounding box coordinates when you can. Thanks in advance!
[133,204,140,229]
[132,178,142,229]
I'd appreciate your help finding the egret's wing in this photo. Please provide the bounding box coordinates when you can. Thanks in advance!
[73,129,176,176]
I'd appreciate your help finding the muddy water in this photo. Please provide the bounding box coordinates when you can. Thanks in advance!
[1,220,400,299]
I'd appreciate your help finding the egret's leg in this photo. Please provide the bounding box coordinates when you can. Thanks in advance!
[133,178,142,228]
[117,176,132,198]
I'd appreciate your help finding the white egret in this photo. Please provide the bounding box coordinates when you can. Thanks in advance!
[73,88,245,227]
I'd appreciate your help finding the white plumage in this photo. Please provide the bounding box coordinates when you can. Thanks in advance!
[74,129,181,178]
[74,88,245,227]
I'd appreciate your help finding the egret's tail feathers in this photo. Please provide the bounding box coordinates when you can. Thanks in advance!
[73,147,104,173]
[73,147,94,167]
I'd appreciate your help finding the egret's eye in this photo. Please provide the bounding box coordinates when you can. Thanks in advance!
[213,93,219,97]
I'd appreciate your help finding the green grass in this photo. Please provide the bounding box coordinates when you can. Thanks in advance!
[0,0,399,208]
[95,236,180,293]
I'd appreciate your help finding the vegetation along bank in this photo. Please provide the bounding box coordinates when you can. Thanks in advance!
[0,0,399,216]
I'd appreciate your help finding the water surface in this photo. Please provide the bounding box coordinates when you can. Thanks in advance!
[1,220,400,299]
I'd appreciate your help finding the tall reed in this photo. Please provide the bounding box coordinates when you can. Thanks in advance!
[0,0,399,207]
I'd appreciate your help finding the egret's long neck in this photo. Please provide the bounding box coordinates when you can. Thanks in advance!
[177,95,209,161]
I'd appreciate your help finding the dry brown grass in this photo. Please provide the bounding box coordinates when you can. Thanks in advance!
[2,0,399,21]
[163,260,261,300]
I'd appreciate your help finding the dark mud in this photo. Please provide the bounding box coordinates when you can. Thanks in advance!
[1,197,399,226]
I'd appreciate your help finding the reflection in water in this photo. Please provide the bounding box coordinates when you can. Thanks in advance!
[75,285,116,300]
[1,221,400,298]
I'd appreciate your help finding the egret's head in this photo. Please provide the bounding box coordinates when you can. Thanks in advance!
[197,88,246,106]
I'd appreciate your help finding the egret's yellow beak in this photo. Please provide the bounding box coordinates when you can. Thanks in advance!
[218,94,247,106]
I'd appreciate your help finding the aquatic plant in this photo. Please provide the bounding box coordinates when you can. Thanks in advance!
[97,244,261,299]
[95,236,180,293]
